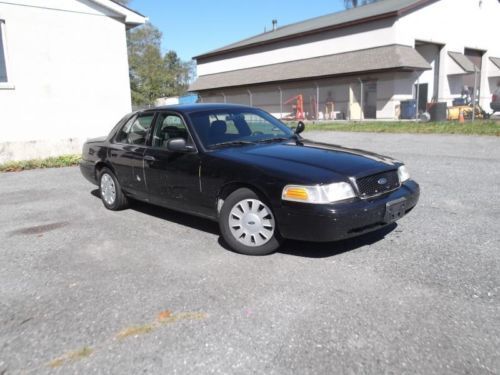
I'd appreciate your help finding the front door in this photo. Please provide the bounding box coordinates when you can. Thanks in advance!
[415,83,428,112]
[349,84,362,120]
[144,112,202,214]
[108,112,155,199]
[362,81,377,119]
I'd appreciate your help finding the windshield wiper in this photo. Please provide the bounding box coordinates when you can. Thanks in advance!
[209,140,256,148]
[256,137,292,144]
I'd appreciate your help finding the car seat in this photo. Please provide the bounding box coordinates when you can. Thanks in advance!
[208,120,227,145]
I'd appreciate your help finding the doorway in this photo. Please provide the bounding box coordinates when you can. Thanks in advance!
[415,83,428,112]
[362,81,377,119]
[464,48,484,105]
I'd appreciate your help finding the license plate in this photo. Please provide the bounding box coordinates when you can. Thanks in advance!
[384,198,407,223]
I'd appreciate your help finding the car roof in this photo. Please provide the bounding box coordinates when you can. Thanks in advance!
[142,103,255,114]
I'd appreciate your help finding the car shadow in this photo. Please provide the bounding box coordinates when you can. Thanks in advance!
[90,189,219,235]
[277,223,397,258]
[91,189,396,258]
[216,223,397,258]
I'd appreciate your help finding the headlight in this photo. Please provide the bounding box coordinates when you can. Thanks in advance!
[398,165,410,183]
[282,182,356,204]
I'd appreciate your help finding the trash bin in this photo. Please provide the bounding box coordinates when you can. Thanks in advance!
[452,98,466,106]
[335,112,345,120]
[400,100,417,119]
[429,102,447,122]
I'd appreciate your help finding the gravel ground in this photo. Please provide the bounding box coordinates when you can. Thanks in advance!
[0,132,499,374]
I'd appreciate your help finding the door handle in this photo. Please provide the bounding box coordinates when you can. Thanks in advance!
[144,155,156,162]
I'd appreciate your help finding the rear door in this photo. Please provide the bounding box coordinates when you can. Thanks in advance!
[143,112,204,214]
[108,112,155,199]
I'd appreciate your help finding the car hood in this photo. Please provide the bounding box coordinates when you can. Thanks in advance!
[213,139,399,182]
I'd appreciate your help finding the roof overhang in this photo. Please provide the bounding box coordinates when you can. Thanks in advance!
[194,0,437,60]
[90,0,147,28]
[489,57,500,77]
[447,52,477,75]
[190,44,431,92]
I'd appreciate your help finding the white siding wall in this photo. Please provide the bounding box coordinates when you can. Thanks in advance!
[395,0,500,108]
[197,18,397,76]
[0,0,134,162]
[195,0,500,118]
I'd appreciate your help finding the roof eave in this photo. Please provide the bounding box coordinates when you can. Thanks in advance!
[193,11,399,61]
[396,0,438,16]
[90,0,147,27]
[490,57,500,70]
[189,66,430,92]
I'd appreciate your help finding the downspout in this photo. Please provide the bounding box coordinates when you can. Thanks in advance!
[472,65,478,121]
[221,92,227,104]
[315,82,320,120]
[278,86,283,119]
[247,89,253,107]
[415,76,420,122]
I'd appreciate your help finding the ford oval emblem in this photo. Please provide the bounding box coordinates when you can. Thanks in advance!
[378,177,388,185]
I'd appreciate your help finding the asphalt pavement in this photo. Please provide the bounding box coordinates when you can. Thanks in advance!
[0,132,499,374]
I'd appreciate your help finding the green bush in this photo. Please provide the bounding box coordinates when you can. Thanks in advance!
[0,154,81,173]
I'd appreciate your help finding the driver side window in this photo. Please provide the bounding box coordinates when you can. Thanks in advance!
[152,113,191,148]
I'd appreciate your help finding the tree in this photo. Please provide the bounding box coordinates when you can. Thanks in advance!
[127,22,194,106]
[163,51,194,96]
[344,0,380,8]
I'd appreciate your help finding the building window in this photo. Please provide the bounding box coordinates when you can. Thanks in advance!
[0,20,13,88]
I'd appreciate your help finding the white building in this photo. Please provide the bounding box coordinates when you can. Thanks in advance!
[190,0,500,120]
[0,0,146,162]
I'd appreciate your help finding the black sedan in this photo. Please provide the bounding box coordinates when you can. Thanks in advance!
[80,104,419,255]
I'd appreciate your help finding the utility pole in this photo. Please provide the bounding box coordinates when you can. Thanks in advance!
[472,65,478,122]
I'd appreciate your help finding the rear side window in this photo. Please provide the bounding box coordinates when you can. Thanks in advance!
[115,113,154,145]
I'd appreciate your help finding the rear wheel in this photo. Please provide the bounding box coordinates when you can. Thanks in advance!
[219,188,282,255]
[99,167,129,210]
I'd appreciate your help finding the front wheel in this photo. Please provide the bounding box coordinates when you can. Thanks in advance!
[219,188,282,255]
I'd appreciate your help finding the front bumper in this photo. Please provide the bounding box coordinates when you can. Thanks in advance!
[276,180,420,242]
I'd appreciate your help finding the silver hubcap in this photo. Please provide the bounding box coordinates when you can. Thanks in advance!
[100,173,116,205]
[229,199,275,247]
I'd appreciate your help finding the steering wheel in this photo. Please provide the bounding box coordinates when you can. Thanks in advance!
[252,131,264,136]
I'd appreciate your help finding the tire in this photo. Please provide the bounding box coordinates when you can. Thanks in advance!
[219,188,282,255]
[98,167,129,211]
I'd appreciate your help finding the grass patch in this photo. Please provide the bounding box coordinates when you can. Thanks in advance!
[0,154,81,172]
[293,120,500,136]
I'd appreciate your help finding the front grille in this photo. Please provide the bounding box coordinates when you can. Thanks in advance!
[356,170,400,198]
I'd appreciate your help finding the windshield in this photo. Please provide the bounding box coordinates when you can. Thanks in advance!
[187,108,294,148]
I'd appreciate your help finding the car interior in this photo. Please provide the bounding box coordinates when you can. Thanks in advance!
[153,115,190,148]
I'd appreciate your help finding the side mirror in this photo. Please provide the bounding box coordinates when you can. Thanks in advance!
[166,138,194,152]
[295,121,305,135]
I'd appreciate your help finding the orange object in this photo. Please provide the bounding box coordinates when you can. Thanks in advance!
[157,310,173,321]
[458,109,465,123]
[284,95,305,120]
[283,186,309,201]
